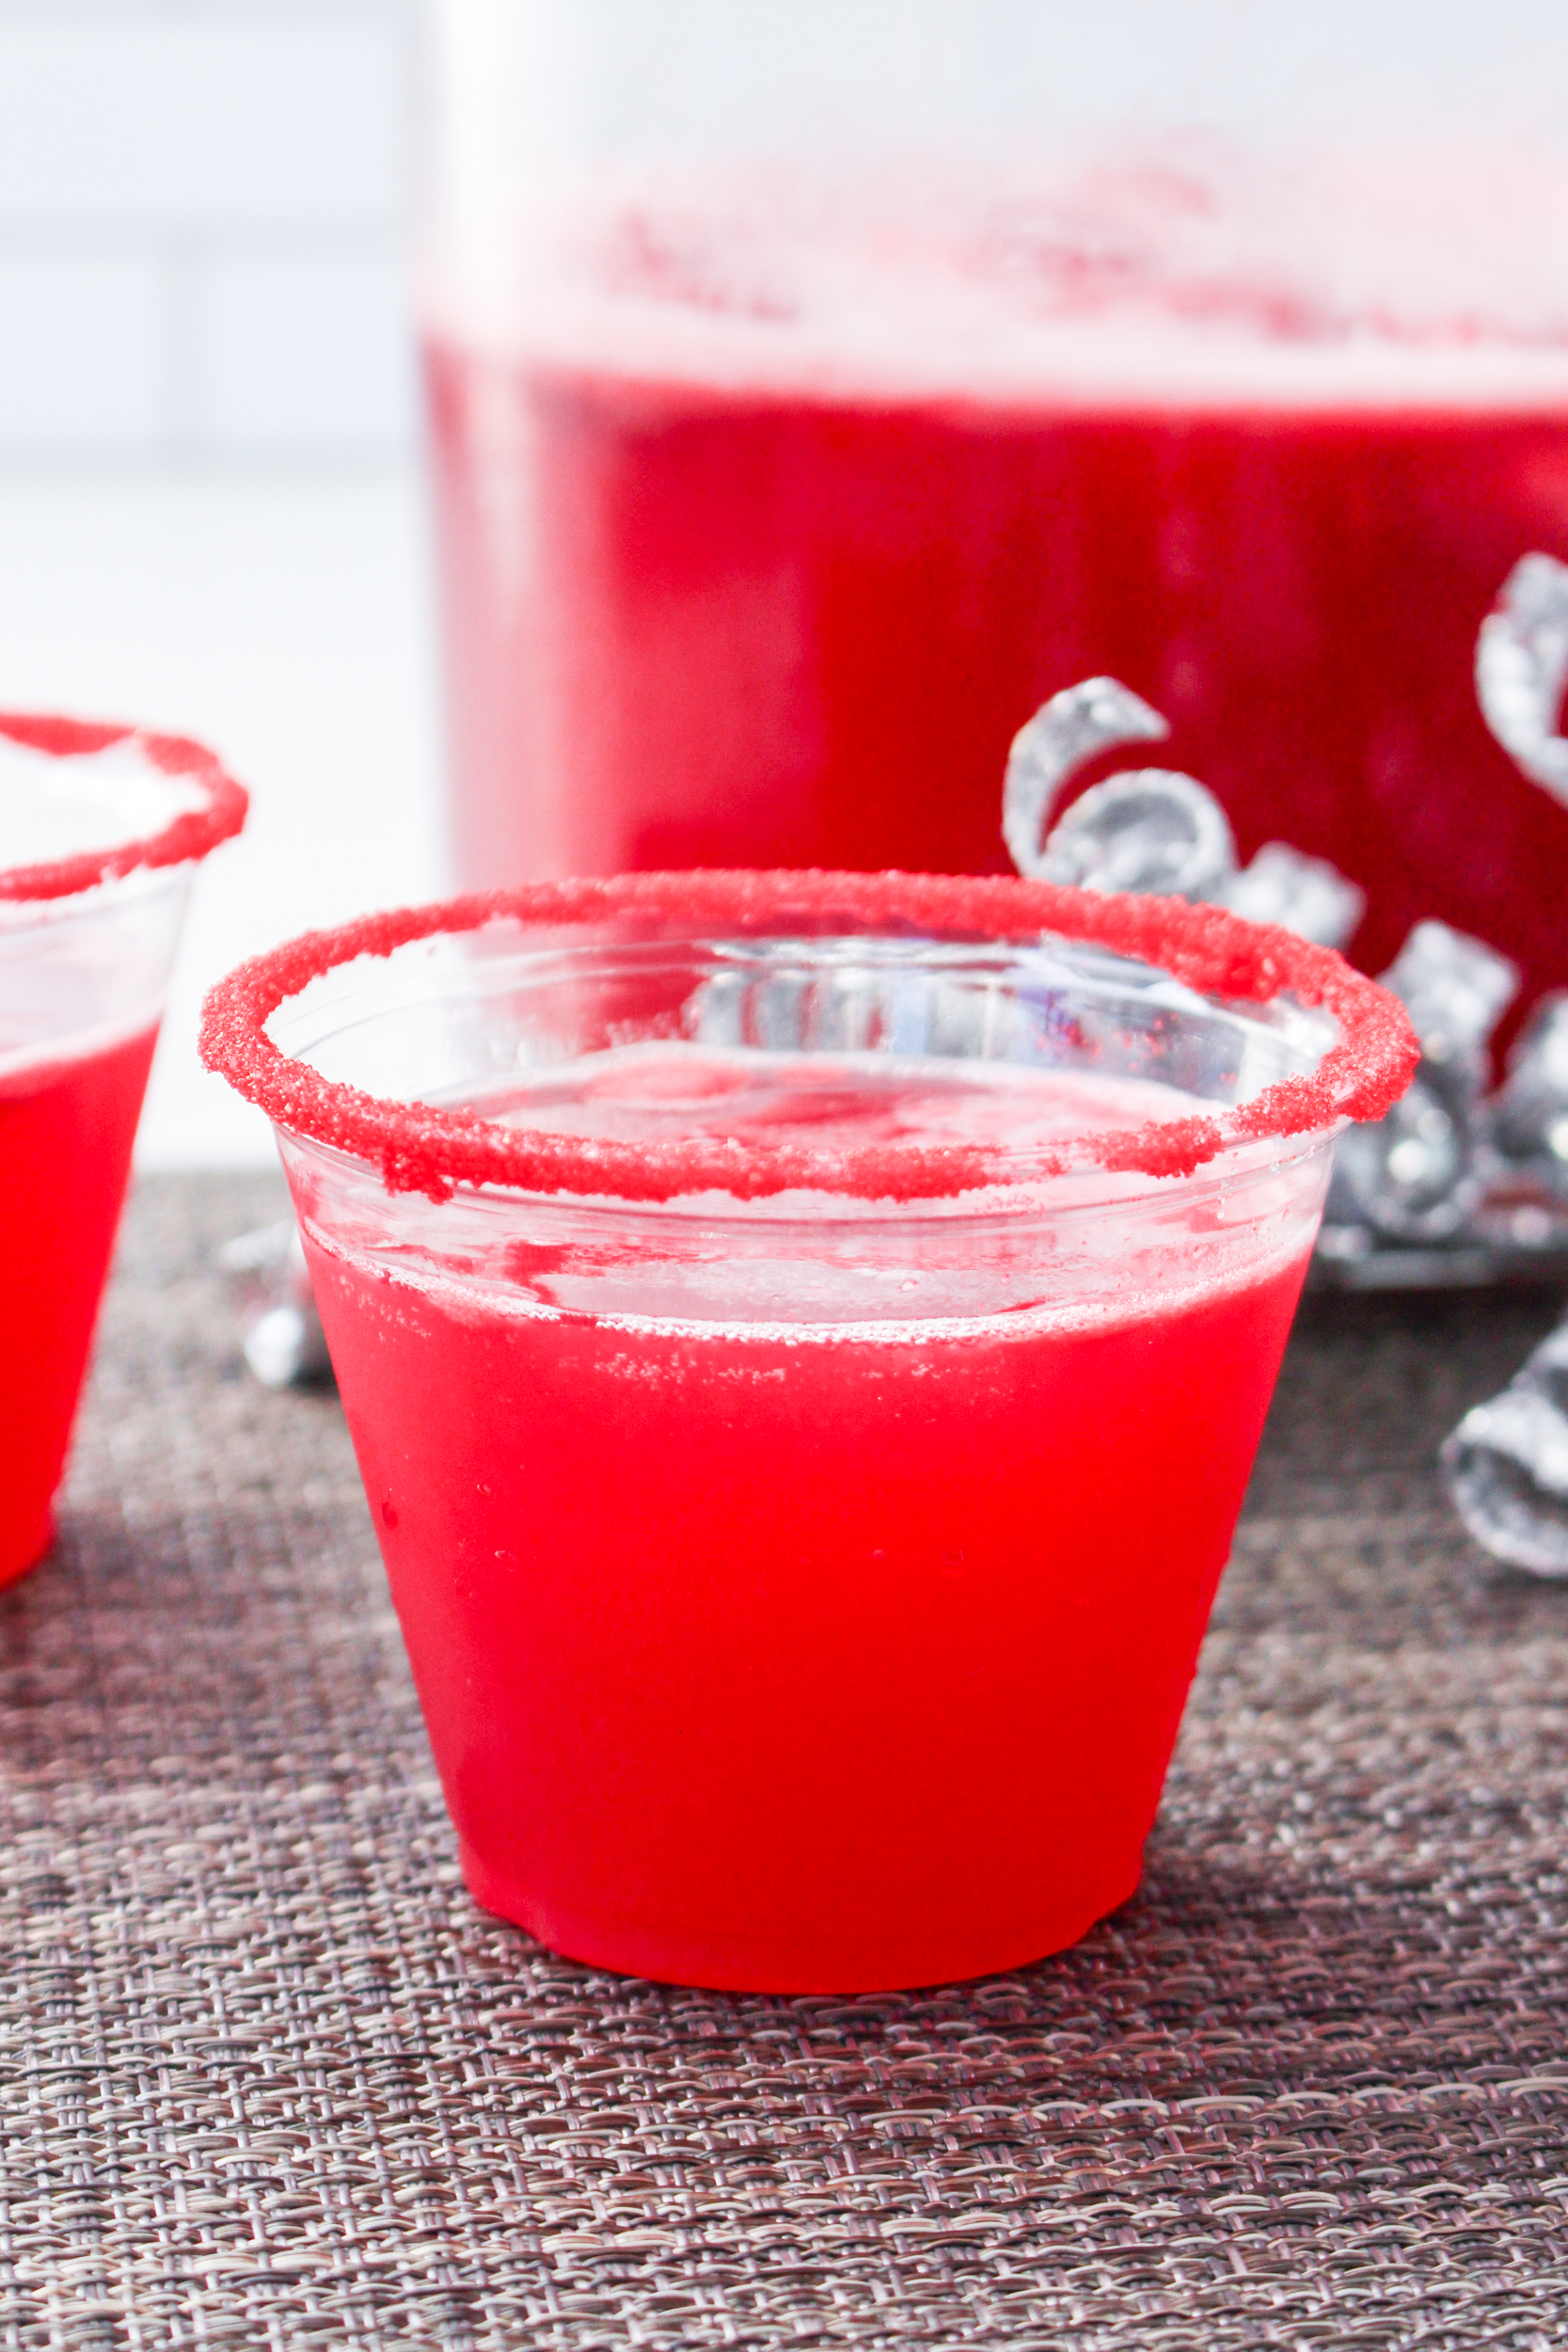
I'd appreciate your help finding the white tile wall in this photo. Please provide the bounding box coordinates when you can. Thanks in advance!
[0,0,442,1168]
[0,470,449,1167]
[0,0,415,459]
[199,242,415,452]
[0,249,165,448]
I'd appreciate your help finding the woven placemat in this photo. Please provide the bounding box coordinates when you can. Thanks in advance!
[4,1175,1568,2350]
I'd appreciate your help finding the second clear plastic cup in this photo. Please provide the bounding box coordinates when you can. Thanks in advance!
[202,871,1414,1991]
[0,716,247,1587]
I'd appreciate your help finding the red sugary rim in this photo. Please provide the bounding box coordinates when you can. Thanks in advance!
[200,870,1419,1206]
[0,712,249,902]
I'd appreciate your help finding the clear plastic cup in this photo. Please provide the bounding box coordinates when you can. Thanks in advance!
[202,871,1413,1991]
[0,716,247,1587]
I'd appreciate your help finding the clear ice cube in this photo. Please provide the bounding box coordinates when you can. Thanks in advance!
[1003,676,1365,943]
[1488,992,1568,1187]
[218,1219,332,1390]
[1442,1323,1568,1576]
[1002,676,1170,879]
[1324,920,1519,1242]
[1377,919,1520,1069]
[1218,841,1366,950]
[1037,766,1238,901]
[1475,551,1568,809]
[1326,1060,1482,1241]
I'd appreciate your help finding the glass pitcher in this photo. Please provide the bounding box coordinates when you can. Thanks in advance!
[413,0,1568,1011]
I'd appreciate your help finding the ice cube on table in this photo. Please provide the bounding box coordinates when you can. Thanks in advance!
[1442,1321,1568,1576]
[217,1220,332,1391]
[1489,993,1568,1188]
[1327,1060,1482,1242]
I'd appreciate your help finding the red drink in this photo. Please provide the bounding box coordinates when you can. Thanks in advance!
[203,871,1417,1989]
[423,158,1568,1009]
[295,1050,1310,1991]
[0,1025,157,1586]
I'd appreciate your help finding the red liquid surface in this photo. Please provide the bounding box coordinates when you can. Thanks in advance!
[426,342,1568,1020]
[294,1052,1316,1991]
[0,1023,157,1587]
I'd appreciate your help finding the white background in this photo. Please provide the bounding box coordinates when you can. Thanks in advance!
[2,1,1565,1164]
[0,0,438,1168]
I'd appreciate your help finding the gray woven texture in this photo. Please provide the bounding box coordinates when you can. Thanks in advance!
[4,1175,1568,2350]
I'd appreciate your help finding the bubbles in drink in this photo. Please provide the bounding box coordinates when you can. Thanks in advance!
[454,147,1568,405]
[467,1043,1208,1159]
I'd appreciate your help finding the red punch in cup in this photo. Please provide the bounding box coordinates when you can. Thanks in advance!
[203,870,1415,1992]
[0,717,246,1587]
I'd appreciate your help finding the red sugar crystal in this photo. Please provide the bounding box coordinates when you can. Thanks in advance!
[0,712,248,903]
[200,870,1419,1204]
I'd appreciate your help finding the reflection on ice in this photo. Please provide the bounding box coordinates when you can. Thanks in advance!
[1326,921,1517,1244]
[1443,1322,1568,1577]
[1476,552,1568,809]
[1003,674,1363,947]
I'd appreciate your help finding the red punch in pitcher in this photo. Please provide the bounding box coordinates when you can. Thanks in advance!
[416,6,1568,1007]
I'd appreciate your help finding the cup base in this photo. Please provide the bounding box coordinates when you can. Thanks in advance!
[457,1839,1145,1994]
